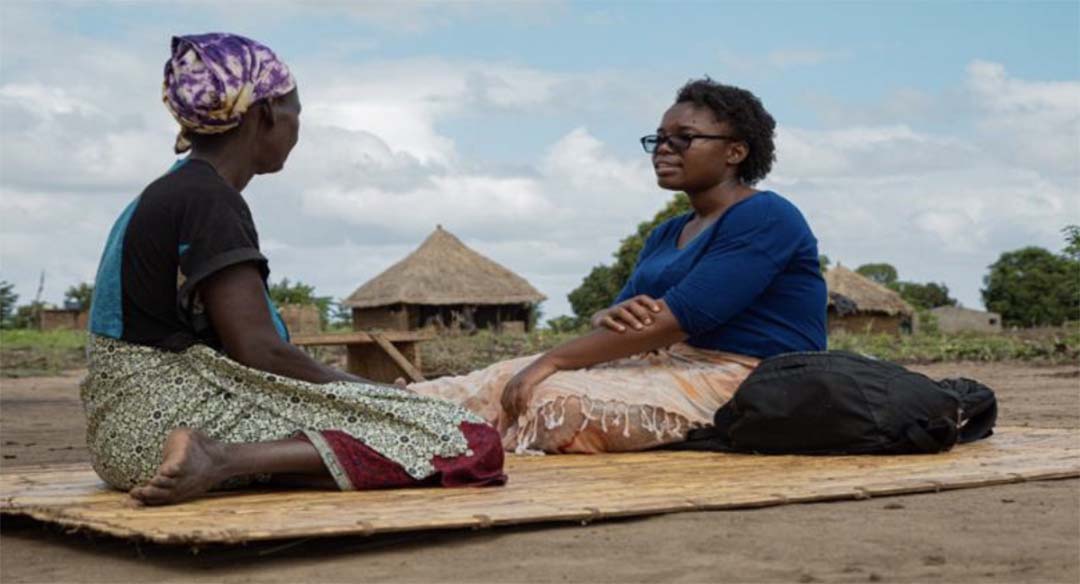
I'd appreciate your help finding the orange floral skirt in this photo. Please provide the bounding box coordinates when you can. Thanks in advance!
[411,344,758,454]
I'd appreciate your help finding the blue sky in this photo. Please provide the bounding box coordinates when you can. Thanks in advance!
[1,1,1077,318]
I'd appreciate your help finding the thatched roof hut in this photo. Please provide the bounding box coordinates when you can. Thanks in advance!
[343,226,546,332]
[824,266,913,334]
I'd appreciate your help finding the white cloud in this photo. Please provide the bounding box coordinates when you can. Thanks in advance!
[293,57,636,165]
[775,125,981,178]
[771,61,1079,306]
[769,112,1077,308]
[966,60,1080,176]
[272,124,657,317]
[801,86,968,128]
[0,29,657,316]
[0,6,1075,324]
[0,84,103,117]
[802,61,1080,176]
[967,60,1079,112]
[541,127,653,194]
[0,187,126,304]
[302,174,559,235]
[0,85,174,191]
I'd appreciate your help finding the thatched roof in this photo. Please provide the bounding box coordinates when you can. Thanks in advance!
[930,305,998,318]
[824,266,913,317]
[344,226,547,308]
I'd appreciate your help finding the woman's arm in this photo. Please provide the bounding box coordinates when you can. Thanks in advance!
[502,300,687,416]
[200,262,373,385]
[556,301,685,368]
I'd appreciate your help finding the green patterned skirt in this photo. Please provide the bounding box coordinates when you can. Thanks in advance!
[80,335,506,491]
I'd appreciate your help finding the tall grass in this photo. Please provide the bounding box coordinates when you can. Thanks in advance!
[421,329,581,376]
[2,326,1076,378]
[421,327,1080,376]
[0,329,87,377]
[828,329,1080,364]
[1,329,87,349]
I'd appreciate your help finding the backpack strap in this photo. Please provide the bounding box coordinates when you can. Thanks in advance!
[670,404,740,451]
[936,378,998,443]
[903,419,958,453]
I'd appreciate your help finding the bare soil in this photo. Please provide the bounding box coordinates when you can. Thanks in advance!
[2,362,1078,583]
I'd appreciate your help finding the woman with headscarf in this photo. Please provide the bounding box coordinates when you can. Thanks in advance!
[411,78,827,454]
[81,33,505,505]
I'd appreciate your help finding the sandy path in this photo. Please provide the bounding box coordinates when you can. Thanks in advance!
[1,362,1078,583]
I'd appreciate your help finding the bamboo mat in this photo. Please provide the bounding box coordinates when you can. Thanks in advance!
[2,426,1077,545]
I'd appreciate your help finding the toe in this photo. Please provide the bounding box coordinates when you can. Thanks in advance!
[150,475,178,489]
[129,485,157,504]
[159,463,184,478]
[131,484,175,505]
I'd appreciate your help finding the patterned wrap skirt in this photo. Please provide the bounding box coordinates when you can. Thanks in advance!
[411,343,760,454]
[80,335,506,492]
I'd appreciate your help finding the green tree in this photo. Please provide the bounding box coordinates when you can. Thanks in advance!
[856,263,899,286]
[568,193,691,320]
[12,301,46,329]
[329,301,354,330]
[610,194,692,286]
[546,315,584,333]
[892,281,956,310]
[981,246,1080,327]
[567,265,623,323]
[852,261,955,309]
[818,254,831,274]
[63,282,94,310]
[1063,224,1080,260]
[527,303,543,331]
[0,281,18,329]
[268,278,333,328]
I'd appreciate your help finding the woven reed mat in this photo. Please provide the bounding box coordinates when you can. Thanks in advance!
[2,426,1077,545]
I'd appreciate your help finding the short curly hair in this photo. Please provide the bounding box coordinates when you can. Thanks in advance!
[675,78,776,184]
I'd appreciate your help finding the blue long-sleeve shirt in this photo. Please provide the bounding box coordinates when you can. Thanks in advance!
[614,191,827,358]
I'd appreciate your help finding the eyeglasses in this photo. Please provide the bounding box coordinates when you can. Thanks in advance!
[640,133,739,154]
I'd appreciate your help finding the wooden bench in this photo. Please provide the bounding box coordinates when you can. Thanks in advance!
[291,331,432,384]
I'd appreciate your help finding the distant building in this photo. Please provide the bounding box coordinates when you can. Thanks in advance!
[825,266,914,335]
[343,226,546,333]
[278,304,322,336]
[39,308,88,331]
[927,305,1002,334]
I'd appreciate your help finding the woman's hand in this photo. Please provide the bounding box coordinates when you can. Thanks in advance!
[392,378,416,393]
[501,355,559,420]
[591,295,663,333]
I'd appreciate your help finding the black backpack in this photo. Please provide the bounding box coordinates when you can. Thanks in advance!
[674,351,997,454]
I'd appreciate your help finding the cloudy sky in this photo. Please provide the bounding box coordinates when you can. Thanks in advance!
[1,1,1077,319]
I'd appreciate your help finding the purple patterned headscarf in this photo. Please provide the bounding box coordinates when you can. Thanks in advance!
[163,33,296,153]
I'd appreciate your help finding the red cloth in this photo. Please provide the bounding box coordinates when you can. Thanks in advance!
[312,422,506,490]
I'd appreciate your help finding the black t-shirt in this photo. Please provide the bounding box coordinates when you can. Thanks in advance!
[89,158,288,351]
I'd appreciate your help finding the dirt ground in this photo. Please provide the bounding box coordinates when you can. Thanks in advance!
[1,362,1078,583]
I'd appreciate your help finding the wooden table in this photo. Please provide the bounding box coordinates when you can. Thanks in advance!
[291,331,432,383]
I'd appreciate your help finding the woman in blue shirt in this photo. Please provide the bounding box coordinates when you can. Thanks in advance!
[413,79,826,453]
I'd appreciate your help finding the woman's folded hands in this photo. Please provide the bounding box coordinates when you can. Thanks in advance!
[591,295,663,333]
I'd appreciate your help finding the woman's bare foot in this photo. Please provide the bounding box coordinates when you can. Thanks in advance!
[130,428,232,506]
